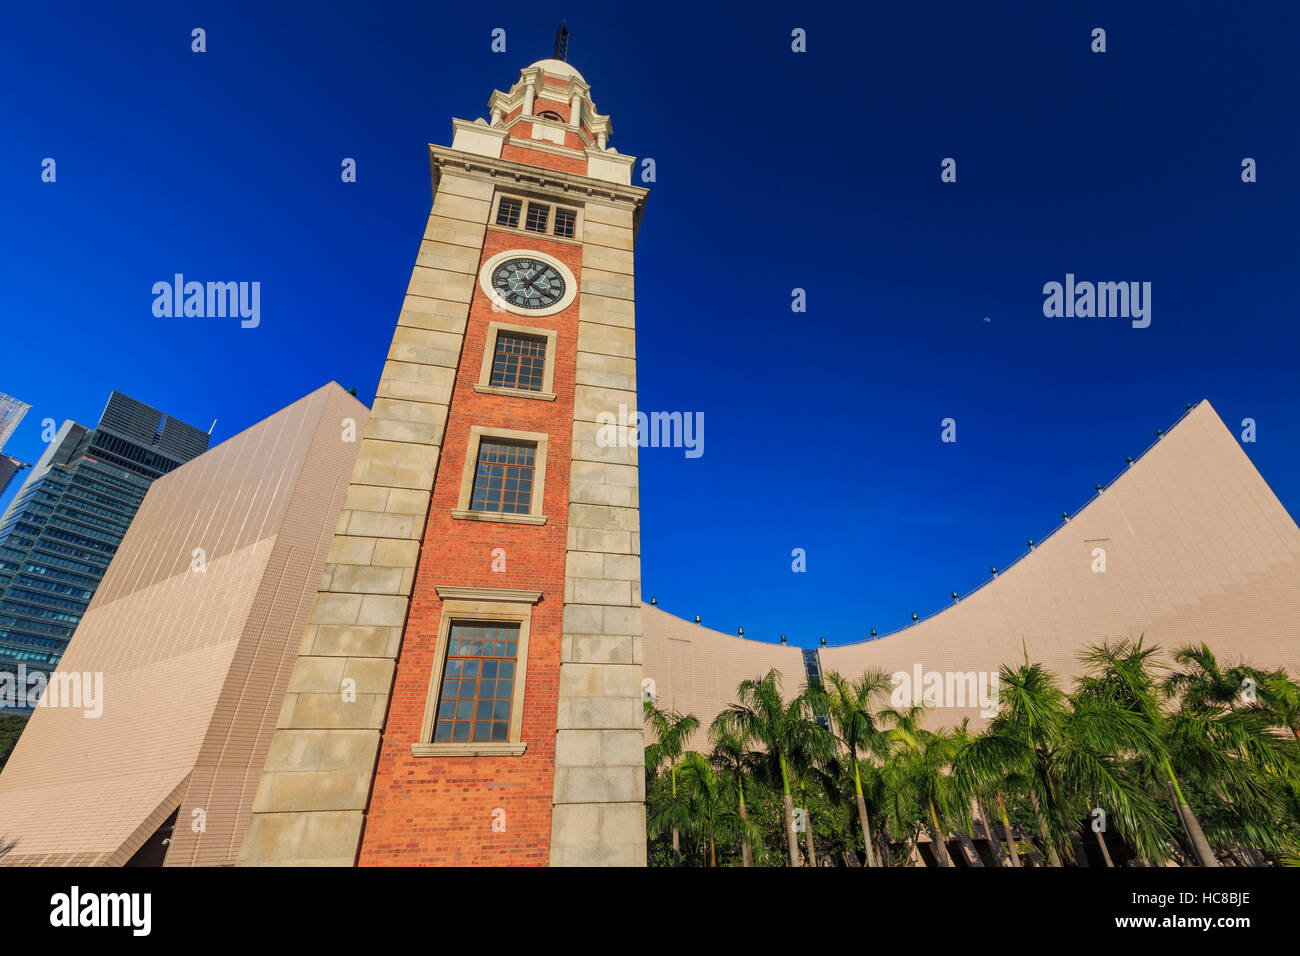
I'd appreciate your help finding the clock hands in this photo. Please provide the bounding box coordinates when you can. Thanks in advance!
[495,259,564,307]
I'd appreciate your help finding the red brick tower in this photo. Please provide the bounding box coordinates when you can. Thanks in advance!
[240,56,649,867]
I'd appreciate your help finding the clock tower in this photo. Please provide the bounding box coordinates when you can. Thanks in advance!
[239,55,649,866]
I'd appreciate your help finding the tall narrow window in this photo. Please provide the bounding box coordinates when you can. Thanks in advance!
[553,208,577,238]
[433,622,519,743]
[489,332,546,392]
[524,203,549,233]
[470,442,535,515]
[803,648,830,730]
[496,197,522,228]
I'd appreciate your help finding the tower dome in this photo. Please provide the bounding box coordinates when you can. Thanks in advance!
[525,58,586,82]
[472,55,623,173]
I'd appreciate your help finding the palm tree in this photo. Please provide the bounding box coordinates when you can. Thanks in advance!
[649,751,759,866]
[1164,643,1259,710]
[1059,690,1173,864]
[796,779,818,865]
[860,758,898,866]
[989,786,1024,866]
[950,661,1072,866]
[1256,670,1300,740]
[947,728,1026,868]
[1160,672,1300,863]
[943,721,992,867]
[815,669,892,867]
[708,724,761,866]
[714,669,821,867]
[878,717,930,868]
[1169,645,1300,745]
[882,703,962,866]
[1076,637,1220,866]
[644,701,699,865]
[1156,643,1300,861]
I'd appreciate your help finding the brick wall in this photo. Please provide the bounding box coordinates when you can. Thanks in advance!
[501,143,589,176]
[358,230,583,865]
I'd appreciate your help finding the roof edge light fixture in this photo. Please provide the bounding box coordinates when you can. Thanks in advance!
[650,596,657,606]
[911,612,918,623]
[1027,538,1035,550]
[737,626,744,637]
[779,634,788,645]
[1061,511,1070,522]
[951,591,959,603]
[819,637,827,648]
[693,614,701,624]
[990,566,998,578]
[1126,457,1134,465]
[870,628,878,638]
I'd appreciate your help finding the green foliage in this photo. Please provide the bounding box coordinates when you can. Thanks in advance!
[645,644,1300,867]
[0,714,28,774]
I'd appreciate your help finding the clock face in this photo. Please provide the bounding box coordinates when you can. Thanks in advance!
[490,256,567,310]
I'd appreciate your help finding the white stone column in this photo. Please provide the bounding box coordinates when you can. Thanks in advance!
[550,198,646,866]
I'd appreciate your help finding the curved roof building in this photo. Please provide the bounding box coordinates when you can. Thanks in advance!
[643,400,1300,740]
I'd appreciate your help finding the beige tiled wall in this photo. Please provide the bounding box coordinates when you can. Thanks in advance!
[0,384,366,866]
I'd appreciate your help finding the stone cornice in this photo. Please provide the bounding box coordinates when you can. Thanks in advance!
[585,148,635,171]
[429,144,649,216]
[450,117,509,144]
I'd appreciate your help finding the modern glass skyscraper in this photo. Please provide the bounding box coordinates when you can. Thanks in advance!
[0,392,30,500]
[0,392,209,705]
[0,394,28,450]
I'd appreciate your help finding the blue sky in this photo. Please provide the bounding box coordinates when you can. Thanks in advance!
[2,2,1297,648]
